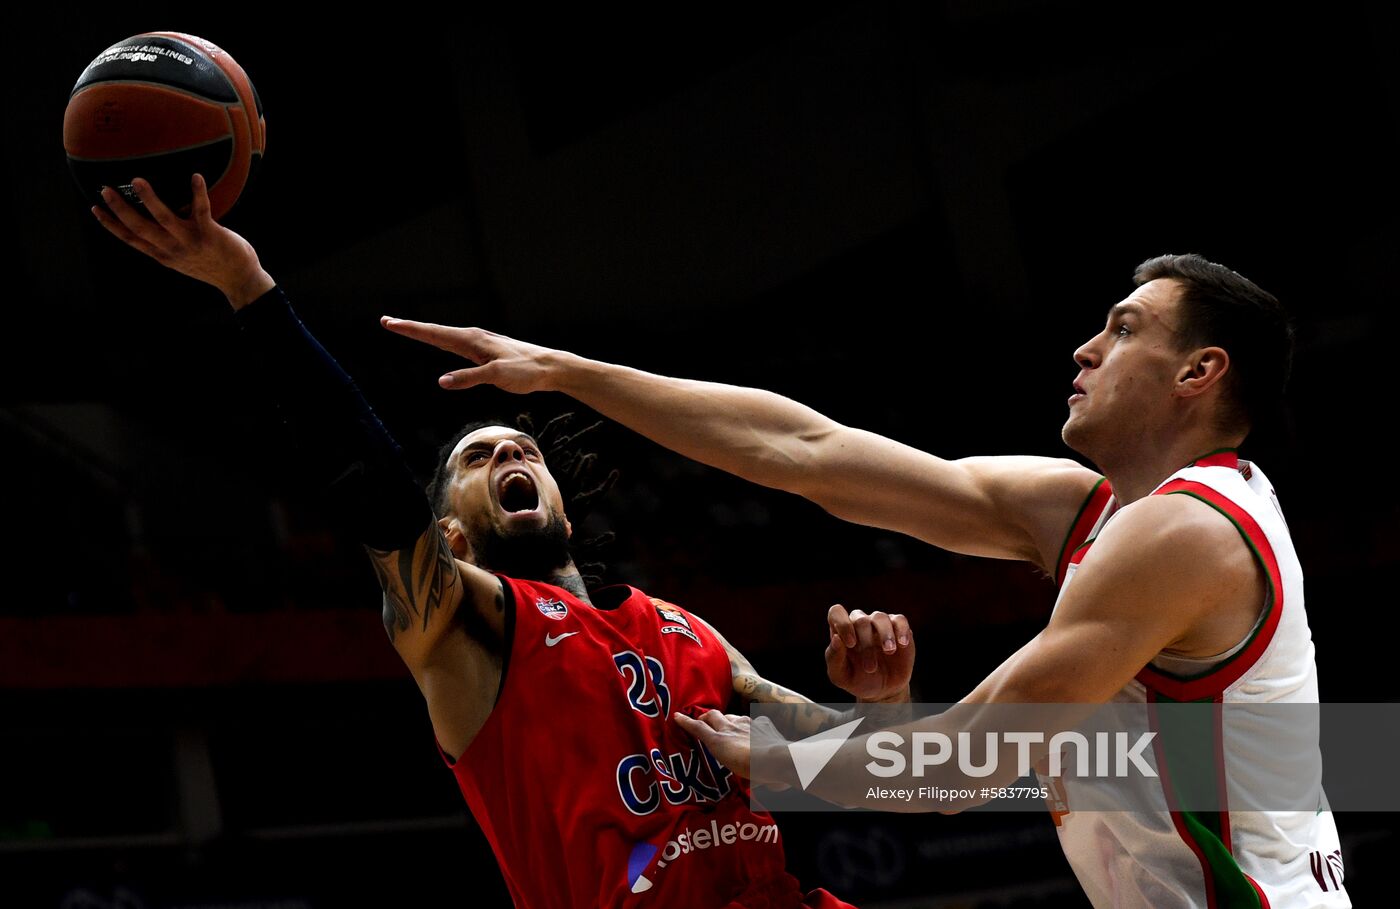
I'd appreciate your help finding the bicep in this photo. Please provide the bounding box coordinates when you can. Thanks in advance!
[967,612,1173,707]
[805,429,1100,569]
[366,525,511,760]
[965,499,1233,704]
[364,520,501,667]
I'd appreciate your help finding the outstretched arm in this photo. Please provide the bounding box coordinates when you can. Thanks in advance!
[676,493,1264,807]
[92,177,505,758]
[378,321,1100,573]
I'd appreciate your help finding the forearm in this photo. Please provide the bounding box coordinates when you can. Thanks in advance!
[548,354,839,495]
[737,673,912,740]
[776,702,1039,813]
[235,285,434,551]
[544,356,1060,560]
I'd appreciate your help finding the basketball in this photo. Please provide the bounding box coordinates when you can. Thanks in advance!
[64,32,266,220]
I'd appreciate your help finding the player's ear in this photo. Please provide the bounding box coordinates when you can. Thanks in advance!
[1176,346,1230,399]
[564,516,573,540]
[439,515,471,560]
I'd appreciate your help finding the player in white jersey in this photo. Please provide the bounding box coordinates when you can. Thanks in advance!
[380,253,1348,907]
[1044,450,1345,907]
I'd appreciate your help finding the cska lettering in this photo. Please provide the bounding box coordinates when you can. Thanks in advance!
[609,647,732,814]
[616,744,734,815]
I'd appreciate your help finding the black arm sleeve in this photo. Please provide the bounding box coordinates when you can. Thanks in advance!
[234,285,435,552]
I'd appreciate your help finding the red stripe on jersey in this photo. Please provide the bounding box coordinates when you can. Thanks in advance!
[1055,478,1113,586]
[1135,480,1284,701]
[1214,697,1232,855]
[1148,689,1274,909]
[1191,450,1241,470]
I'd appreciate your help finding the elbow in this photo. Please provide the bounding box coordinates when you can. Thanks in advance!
[777,424,847,499]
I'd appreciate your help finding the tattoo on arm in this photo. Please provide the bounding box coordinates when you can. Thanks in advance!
[703,616,912,737]
[737,671,913,737]
[695,613,848,736]
[366,525,463,643]
[733,672,846,738]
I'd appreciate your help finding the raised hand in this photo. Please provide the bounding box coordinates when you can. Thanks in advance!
[90,174,273,309]
[825,603,914,703]
[378,318,566,395]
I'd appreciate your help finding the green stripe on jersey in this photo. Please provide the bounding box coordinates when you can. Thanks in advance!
[1154,694,1261,909]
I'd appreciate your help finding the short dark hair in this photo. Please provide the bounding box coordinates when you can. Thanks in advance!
[1133,253,1293,433]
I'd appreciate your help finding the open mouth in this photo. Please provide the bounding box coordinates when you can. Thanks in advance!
[498,471,540,513]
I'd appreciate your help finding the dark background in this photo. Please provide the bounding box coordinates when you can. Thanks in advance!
[3,3,1395,907]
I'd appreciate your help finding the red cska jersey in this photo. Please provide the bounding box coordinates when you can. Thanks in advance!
[441,577,851,909]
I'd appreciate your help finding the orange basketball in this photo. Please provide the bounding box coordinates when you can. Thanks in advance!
[64,32,266,220]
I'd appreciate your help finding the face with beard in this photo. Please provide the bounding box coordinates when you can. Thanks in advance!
[465,508,573,581]
[436,425,574,579]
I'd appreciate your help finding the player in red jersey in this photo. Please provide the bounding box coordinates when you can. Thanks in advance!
[91,176,912,908]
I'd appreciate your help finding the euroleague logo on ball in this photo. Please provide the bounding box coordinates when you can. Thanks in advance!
[536,597,568,620]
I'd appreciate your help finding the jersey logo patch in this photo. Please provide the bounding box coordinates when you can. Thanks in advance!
[655,604,701,645]
[661,625,702,646]
[536,597,569,620]
[654,605,691,629]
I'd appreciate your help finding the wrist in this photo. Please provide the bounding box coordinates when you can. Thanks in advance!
[756,738,801,790]
[224,267,277,311]
[548,350,597,396]
[857,684,911,705]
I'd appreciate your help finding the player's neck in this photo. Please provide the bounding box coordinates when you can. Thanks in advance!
[543,565,591,604]
[1101,431,1244,505]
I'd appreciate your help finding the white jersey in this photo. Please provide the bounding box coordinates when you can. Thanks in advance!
[1042,450,1349,909]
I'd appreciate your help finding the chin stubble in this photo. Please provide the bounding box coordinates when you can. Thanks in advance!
[468,511,572,580]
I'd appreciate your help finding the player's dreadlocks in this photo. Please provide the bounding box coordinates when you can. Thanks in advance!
[427,413,619,587]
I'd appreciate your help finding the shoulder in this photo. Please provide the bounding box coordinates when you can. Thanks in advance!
[651,596,715,641]
[1070,493,1257,620]
[1089,493,1253,572]
[679,609,752,671]
[491,574,585,627]
[647,594,689,618]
